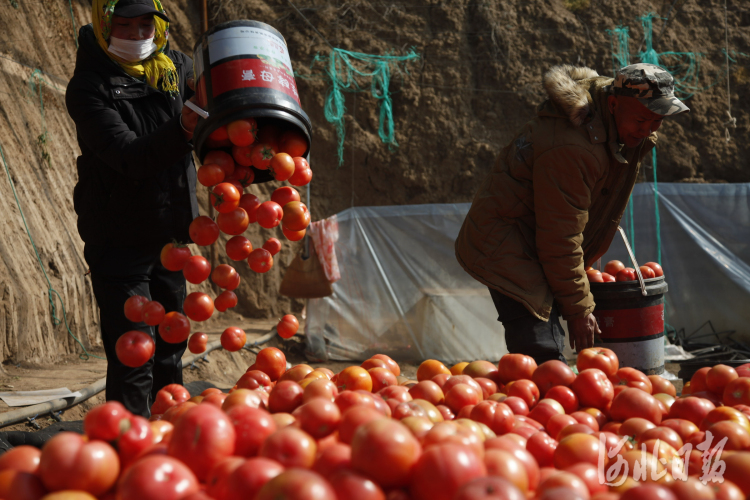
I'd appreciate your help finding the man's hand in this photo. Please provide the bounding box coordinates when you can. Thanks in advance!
[568,313,600,352]
[179,78,198,140]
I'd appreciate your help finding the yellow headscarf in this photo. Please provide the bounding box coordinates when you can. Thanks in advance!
[92,0,179,95]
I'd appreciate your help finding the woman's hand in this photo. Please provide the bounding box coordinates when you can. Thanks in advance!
[180,78,198,140]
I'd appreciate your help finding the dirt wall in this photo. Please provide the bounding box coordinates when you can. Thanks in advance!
[0,0,747,363]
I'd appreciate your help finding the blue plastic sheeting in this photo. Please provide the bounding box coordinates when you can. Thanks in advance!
[304,204,508,363]
[609,182,750,341]
[305,184,750,362]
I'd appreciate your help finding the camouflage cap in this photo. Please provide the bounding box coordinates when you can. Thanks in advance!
[610,63,689,116]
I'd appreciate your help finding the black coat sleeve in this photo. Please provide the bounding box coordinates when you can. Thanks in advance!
[65,76,193,181]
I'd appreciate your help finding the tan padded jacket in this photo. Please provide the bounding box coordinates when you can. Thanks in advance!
[455,65,656,322]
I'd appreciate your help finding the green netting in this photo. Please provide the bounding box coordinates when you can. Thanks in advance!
[308,47,420,166]
[606,26,630,77]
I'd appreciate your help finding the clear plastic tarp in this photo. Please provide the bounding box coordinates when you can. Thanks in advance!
[305,183,750,362]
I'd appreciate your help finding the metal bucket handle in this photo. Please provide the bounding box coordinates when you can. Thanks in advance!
[617,226,648,296]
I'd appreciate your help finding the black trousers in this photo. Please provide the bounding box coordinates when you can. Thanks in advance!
[85,244,187,417]
[488,288,567,365]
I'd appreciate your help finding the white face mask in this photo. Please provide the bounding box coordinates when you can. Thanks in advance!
[108,36,158,62]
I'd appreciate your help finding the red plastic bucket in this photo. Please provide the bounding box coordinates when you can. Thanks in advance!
[591,276,668,375]
[191,20,312,174]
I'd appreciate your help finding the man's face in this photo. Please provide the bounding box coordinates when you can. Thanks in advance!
[110,14,156,41]
[608,95,665,149]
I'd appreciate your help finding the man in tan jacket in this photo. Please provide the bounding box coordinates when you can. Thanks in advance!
[455,63,688,364]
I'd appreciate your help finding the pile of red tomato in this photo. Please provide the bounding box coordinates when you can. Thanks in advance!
[113,119,312,369]
[5,349,750,500]
[586,260,664,284]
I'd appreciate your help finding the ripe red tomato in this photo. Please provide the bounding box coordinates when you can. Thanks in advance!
[237,370,273,392]
[328,470,384,500]
[469,401,515,435]
[350,418,421,489]
[277,314,299,339]
[204,456,244,500]
[224,405,277,458]
[209,124,228,141]
[525,431,557,468]
[292,399,341,439]
[610,367,653,392]
[221,327,246,352]
[279,130,308,157]
[158,312,191,343]
[116,330,155,367]
[586,269,603,283]
[453,477,525,500]
[616,267,637,282]
[270,153,295,181]
[271,187,301,208]
[724,377,750,406]
[183,292,214,322]
[197,163,225,187]
[256,201,283,229]
[256,469,334,500]
[228,165,255,188]
[282,201,311,231]
[189,216,220,246]
[609,387,663,424]
[289,157,313,186]
[256,347,287,381]
[571,369,614,411]
[39,432,119,495]
[545,386,579,414]
[225,235,252,261]
[644,262,664,277]
[706,364,739,394]
[410,443,486,500]
[167,404,235,481]
[250,143,276,170]
[124,295,149,323]
[604,260,625,276]
[204,150,236,177]
[160,242,191,271]
[248,248,274,273]
[183,255,211,284]
[283,226,306,241]
[83,401,130,441]
[639,265,656,279]
[0,446,41,474]
[577,347,619,377]
[117,455,199,500]
[263,238,282,256]
[232,145,253,167]
[601,272,616,282]
[217,207,249,235]
[210,183,241,213]
[227,118,258,147]
[532,360,576,395]
[222,458,283,500]
[259,426,316,468]
[507,379,540,408]
[215,290,238,312]
[187,332,208,354]
[497,354,537,383]
[238,193,262,223]
[212,264,240,290]
[151,384,190,415]
[667,397,716,426]
[553,433,604,469]
[337,366,373,392]
[117,414,155,469]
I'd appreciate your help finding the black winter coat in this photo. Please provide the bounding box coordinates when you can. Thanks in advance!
[67,24,199,248]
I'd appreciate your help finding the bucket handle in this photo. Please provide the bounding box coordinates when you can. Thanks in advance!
[617,226,648,296]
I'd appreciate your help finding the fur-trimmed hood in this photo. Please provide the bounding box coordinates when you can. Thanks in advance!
[543,65,600,127]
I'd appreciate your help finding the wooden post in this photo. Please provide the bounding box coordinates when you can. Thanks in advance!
[200,0,208,32]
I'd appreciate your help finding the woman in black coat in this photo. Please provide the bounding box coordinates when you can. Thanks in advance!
[66,0,200,416]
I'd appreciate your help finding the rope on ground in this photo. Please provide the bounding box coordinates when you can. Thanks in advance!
[0,141,102,361]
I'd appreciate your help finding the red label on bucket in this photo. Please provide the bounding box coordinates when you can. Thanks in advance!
[210,58,300,104]
[593,304,664,339]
